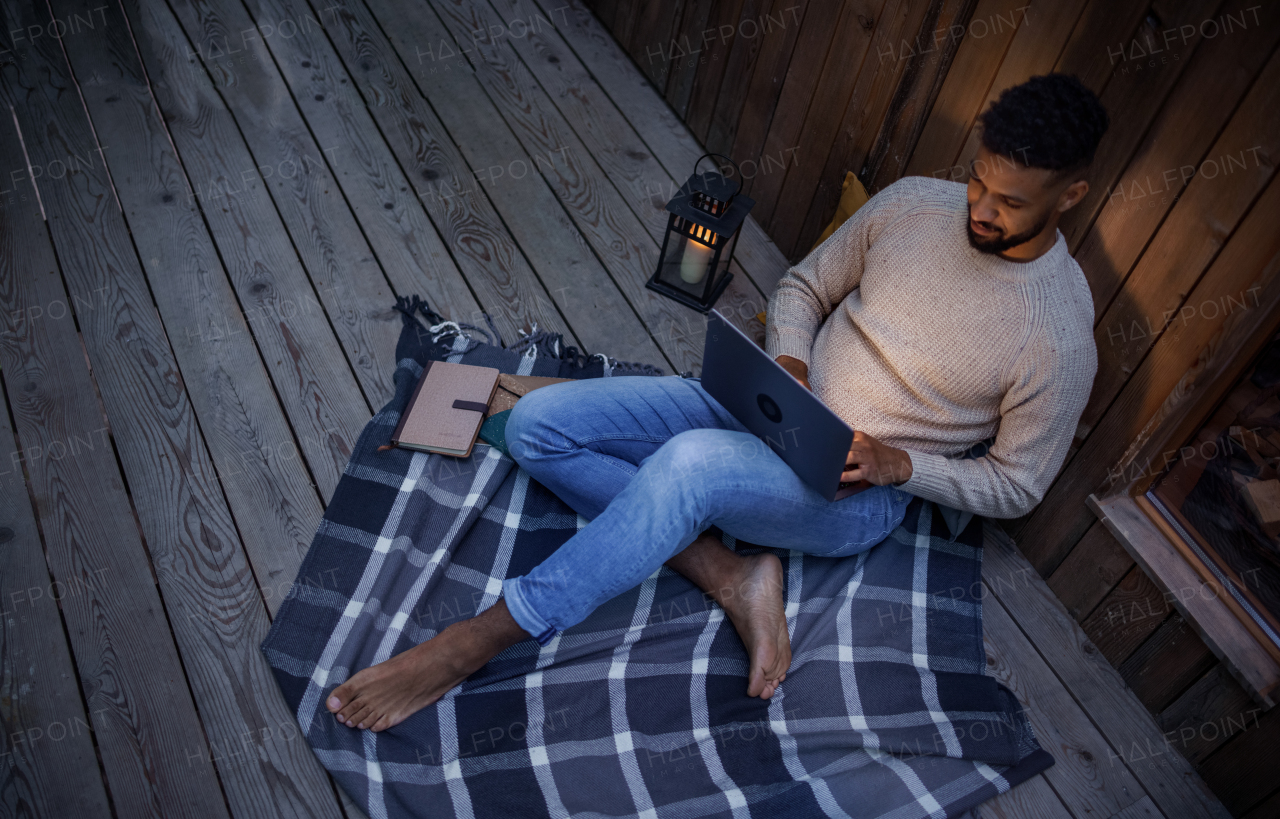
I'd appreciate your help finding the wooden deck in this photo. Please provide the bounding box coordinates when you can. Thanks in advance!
[0,0,1231,817]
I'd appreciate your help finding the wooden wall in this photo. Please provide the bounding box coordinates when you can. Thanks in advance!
[588,0,1280,814]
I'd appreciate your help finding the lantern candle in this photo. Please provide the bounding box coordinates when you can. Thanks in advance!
[679,224,715,284]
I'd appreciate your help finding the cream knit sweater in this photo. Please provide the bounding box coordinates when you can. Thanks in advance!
[765,176,1097,518]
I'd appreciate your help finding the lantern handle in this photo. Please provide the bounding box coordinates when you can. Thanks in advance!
[694,153,743,198]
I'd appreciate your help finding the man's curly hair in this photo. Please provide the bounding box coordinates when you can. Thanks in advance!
[977,73,1109,178]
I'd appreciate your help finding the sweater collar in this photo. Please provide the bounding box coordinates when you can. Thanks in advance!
[955,208,1070,283]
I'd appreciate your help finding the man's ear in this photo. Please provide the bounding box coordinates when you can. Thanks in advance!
[1057,179,1089,212]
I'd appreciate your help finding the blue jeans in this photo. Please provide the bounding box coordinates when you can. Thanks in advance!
[501,375,912,644]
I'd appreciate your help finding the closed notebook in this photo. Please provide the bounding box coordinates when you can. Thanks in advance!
[391,361,501,457]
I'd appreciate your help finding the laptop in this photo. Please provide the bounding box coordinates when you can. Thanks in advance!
[700,309,857,502]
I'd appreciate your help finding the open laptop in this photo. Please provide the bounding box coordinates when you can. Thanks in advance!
[700,309,857,502]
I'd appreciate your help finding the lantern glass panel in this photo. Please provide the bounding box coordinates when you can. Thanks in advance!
[655,215,726,298]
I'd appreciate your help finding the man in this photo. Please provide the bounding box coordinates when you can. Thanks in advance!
[326,73,1106,733]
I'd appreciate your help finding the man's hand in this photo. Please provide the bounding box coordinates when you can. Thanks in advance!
[842,431,913,486]
[775,355,811,391]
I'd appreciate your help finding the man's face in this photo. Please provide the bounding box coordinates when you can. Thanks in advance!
[965,145,1084,255]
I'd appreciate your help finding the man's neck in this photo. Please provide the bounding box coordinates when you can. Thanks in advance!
[996,220,1060,263]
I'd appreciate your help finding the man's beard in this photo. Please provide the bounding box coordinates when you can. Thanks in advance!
[966,210,1051,254]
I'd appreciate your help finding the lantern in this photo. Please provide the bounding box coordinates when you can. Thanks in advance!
[645,153,755,313]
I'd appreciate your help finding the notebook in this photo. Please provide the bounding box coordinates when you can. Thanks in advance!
[391,361,501,457]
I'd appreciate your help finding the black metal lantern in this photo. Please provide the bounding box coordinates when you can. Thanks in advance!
[645,153,755,313]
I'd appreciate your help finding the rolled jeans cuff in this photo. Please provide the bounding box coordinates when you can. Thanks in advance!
[502,576,557,645]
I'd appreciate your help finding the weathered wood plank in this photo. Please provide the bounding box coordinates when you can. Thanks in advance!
[1158,664,1260,766]
[702,0,769,159]
[733,0,838,206]
[861,0,978,195]
[109,0,371,506]
[0,331,112,819]
[0,71,228,818]
[531,0,791,296]
[662,0,713,117]
[343,0,676,369]
[759,0,890,251]
[726,0,809,199]
[902,0,1028,179]
[1198,703,1280,816]
[1119,613,1218,712]
[1051,0,1151,91]
[1080,44,1280,432]
[408,0,764,370]
[1059,0,1269,291]
[6,3,348,815]
[1055,0,1228,260]
[682,0,747,144]
[624,0,684,89]
[55,0,327,617]
[978,774,1074,819]
[983,523,1231,818]
[1021,161,1280,576]
[1080,565,1173,667]
[303,3,589,349]
[170,6,395,410]
[982,580,1148,818]
[1047,521,1134,622]
[1112,795,1167,819]
[176,5,483,332]
[1090,494,1280,706]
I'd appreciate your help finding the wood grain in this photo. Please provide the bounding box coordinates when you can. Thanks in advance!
[902,0,1028,179]
[1056,0,1237,261]
[862,0,978,195]
[1080,565,1173,667]
[1198,702,1280,815]
[1119,613,1217,712]
[533,0,792,296]
[978,774,1074,819]
[0,57,229,817]
[1091,494,1280,705]
[1082,45,1280,432]
[1158,663,1259,765]
[726,0,810,201]
[682,0,747,144]
[421,0,767,370]
[1047,521,1134,622]
[983,522,1231,818]
[0,340,112,818]
[702,0,769,159]
[8,1,347,814]
[982,581,1149,817]
[1021,169,1280,577]
[276,0,587,354]
[116,0,371,505]
[362,0,696,370]
[662,0,713,117]
[762,0,890,252]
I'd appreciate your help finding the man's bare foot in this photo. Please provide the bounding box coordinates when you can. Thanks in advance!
[667,532,792,699]
[717,552,791,698]
[326,600,526,732]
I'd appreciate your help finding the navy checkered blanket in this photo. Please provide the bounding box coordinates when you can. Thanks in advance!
[262,296,1053,819]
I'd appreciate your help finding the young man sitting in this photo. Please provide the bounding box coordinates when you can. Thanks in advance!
[326,73,1107,733]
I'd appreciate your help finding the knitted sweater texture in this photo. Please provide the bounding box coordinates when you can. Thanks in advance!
[764,176,1097,518]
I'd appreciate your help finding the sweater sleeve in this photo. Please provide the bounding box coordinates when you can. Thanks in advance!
[899,330,1098,519]
[764,178,918,367]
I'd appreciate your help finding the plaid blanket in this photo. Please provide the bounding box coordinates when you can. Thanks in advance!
[262,296,1053,819]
